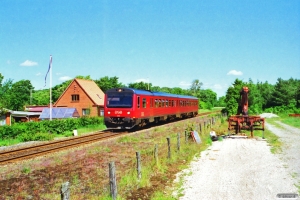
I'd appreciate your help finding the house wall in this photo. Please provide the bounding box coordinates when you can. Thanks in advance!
[54,81,100,117]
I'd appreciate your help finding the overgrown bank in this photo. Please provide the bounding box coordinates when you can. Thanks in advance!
[0,117,105,146]
[0,114,227,199]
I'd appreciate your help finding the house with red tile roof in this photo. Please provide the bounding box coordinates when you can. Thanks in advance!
[53,79,105,117]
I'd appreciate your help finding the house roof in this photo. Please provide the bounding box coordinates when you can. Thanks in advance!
[11,111,42,117]
[75,79,104,105]
[25,106,48,112]
[54,78,105,106]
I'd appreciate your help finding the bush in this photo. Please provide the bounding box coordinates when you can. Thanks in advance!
[18,132,55,142]
[0,116,104,140]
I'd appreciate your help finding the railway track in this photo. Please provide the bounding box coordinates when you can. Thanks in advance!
[0,110,221,165]
[0,130,127,165]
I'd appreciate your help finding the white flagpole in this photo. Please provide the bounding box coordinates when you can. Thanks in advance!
[49,55,52,121]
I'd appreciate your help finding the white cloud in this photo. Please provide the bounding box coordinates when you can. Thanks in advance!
[227,70,243,76]
[20,60,38,66]
[135,78,149,83]
[59,76,72,81]
[36,72,41,76]
[179,81,191,87]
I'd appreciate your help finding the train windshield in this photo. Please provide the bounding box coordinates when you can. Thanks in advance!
[106,93,133,108]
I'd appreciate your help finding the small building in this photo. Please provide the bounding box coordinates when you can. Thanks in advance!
[53,79,105,117]
[1,111,42,126]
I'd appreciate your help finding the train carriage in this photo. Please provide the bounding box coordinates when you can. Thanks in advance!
[104,88,199,129]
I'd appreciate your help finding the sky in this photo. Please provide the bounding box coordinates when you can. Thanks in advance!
[1,0,299,98]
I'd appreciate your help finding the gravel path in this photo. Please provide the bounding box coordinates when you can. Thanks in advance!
[265,121,300,183]
[175,121,300,200]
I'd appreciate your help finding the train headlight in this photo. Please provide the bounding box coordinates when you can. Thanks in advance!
[127,112,130,114]
[108,111,111,114]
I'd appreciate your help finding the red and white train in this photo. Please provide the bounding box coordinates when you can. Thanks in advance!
[104,88,199,129]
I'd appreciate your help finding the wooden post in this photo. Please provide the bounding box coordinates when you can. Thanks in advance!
[61,181,70,200]
[154,144,158,164]
[177,133,180,151]
[167,137,171,159]
[199,123,202,134]
[109,162,117,200]
[136,152,141,180]
[185,130,188,143]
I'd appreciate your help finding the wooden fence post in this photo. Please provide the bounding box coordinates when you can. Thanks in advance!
[109,162,117,200]
[61,181,70,200]
[185,130,188,143]
[154,144,158,164]
[167,137,171,159]
[177,133,180,151]
[136,152,141,180]
[199,123,202,134]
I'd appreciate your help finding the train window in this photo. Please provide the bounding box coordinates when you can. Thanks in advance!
[159,99,162,107]
[166,100,168,107]
[162,100,165,107]
[143,98,146,108]
[137,96,140,108]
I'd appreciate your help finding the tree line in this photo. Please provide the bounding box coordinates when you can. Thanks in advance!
[0,74,216,112]
[0,73,299,115]
[223,78,300,116]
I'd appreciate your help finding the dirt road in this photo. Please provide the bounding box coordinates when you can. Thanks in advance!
[176,121,300,200]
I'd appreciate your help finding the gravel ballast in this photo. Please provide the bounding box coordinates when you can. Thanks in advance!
[176,120,300,199]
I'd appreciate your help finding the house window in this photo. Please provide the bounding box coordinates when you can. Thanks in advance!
[82,108,90,116]
[72,94,79,102]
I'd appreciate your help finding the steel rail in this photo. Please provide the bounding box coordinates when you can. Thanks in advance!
[0,131,126,165]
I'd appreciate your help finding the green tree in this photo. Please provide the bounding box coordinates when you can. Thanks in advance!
[7,80,33,110]
[190,79,203,96]
[215,96,226,107]
[256,81,274,110]
[32,89,51,105]
[0,74,13,113]
[127,81,151,90]
[95,76,124,93]
[271,78,299,108]
[224,79,245,116]
[200,89,217,109]
[247,79,263,114]
[170,87,185,95]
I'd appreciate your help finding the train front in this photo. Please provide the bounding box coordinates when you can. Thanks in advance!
[104,88,137,129]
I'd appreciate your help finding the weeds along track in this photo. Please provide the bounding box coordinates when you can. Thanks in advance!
[0,130,128,165]
[0,110,220,165]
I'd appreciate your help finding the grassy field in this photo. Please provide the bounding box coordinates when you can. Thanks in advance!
[0,114,228,199]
